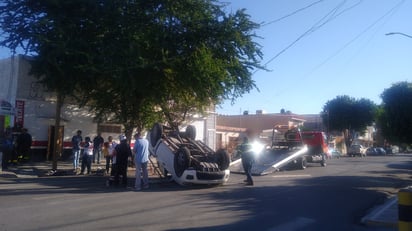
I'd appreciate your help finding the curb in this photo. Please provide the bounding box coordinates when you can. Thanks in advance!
[361,196,398,228]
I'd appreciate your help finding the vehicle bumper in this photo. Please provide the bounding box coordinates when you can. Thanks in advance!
[175,169,230,185]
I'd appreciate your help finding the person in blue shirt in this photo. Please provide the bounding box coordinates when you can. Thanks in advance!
[133,132,150,191]
[71,130,82,172]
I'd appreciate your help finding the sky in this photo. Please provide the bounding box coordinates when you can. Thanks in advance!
[1,0,411,115]
[217,0,412,115]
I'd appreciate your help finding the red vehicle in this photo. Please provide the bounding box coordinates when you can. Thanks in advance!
[300,131,331,159]
[276,129,329,168]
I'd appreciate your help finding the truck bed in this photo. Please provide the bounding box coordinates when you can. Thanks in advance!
[229,145,308,175]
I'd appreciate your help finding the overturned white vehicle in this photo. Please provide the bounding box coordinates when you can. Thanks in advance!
[149,123,231,186]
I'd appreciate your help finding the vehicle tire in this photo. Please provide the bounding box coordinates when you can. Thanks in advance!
[215,149,231,170]
[185,125,196,140]
[174,147,191,177]
[150,123,163,147]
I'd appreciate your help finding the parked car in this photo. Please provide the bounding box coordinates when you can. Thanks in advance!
[375,147,387,155]
[385,145,399,154]
[366,147,386,155]
[329,148,342,158]
[148,123,231,186]
[366,147,377,155]
[348,144,367,157]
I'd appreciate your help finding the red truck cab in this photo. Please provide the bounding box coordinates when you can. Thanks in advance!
[300,131,331,159]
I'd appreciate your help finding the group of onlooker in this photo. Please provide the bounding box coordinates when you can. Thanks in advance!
[71,130,149,191]
[1,127,32,170]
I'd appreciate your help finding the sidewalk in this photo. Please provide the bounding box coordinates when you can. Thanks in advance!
[361,196,398,229]
[0,160,400,229]
[0,158,162,178]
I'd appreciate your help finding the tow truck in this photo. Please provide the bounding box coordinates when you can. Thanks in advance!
[229,126,329,175]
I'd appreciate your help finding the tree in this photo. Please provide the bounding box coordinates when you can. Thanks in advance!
[0,0,104,170]
[77,0,264,131]
[378,81,412,145]
[1,0,263,140]
[322,95,376,145]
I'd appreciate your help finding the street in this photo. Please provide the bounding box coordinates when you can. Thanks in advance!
[1,154,411,231]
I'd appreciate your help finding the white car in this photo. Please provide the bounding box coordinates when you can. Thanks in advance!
[148,123,230,186]
[348,144,367,157]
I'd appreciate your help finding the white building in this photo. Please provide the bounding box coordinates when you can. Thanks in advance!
[0,55,216,161]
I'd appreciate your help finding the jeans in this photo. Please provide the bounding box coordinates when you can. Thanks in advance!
[81,154,92,174]
[114,163,128,186]
[105,156,112,174]
[135,161,149,189]
[73,149,81,169]
[93,148,102,164]
[242,158,253,184]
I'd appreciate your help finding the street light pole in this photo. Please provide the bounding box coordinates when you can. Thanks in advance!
[386,32,412,39]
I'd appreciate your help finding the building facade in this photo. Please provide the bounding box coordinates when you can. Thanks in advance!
[0,55,216,161]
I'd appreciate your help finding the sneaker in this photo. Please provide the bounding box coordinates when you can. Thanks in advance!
[135,187,141,191]
[245,182,254,186]
[143,184,149,189]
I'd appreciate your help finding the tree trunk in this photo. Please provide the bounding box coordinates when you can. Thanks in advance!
[52,93,64,170]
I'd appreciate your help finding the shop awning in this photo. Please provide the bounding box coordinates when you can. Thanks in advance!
[0,99,15,115]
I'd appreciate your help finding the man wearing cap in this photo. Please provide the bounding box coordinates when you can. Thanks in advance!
[112,135,132,187]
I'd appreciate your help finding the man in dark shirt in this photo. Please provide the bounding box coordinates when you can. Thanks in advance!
[237,136,254,186]
[112,135,132,187]
[17,128,32,162]
[92,132,104,164]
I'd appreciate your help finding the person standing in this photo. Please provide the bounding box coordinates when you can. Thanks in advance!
[92,132,104,164]
[1,133,13,170]
[71,130,82,172]
[17,128,32,162]
[80,137,93,175]
[133,132,150,191]
[105,136,117,175]
[237,136,254,186]
[112,135,132,187]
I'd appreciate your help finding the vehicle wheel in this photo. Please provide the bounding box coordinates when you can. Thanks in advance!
[215,149,231,170]
[150,123,163,147]
[185,125,196,140]
[174,147,191,177]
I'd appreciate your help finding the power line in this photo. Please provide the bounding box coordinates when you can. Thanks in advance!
[261,0,325,27]
[306,0,406,76]
[262,0,363,69]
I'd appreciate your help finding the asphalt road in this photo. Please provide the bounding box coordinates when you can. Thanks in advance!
[1,154,411,231]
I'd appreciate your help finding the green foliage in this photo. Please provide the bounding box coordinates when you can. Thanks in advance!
[0,0,263,132]
[378,81,412,144]
[322,95,377,133]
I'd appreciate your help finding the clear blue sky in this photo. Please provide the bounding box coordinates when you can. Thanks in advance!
[218,0,412,115]
[1,0,411,115]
